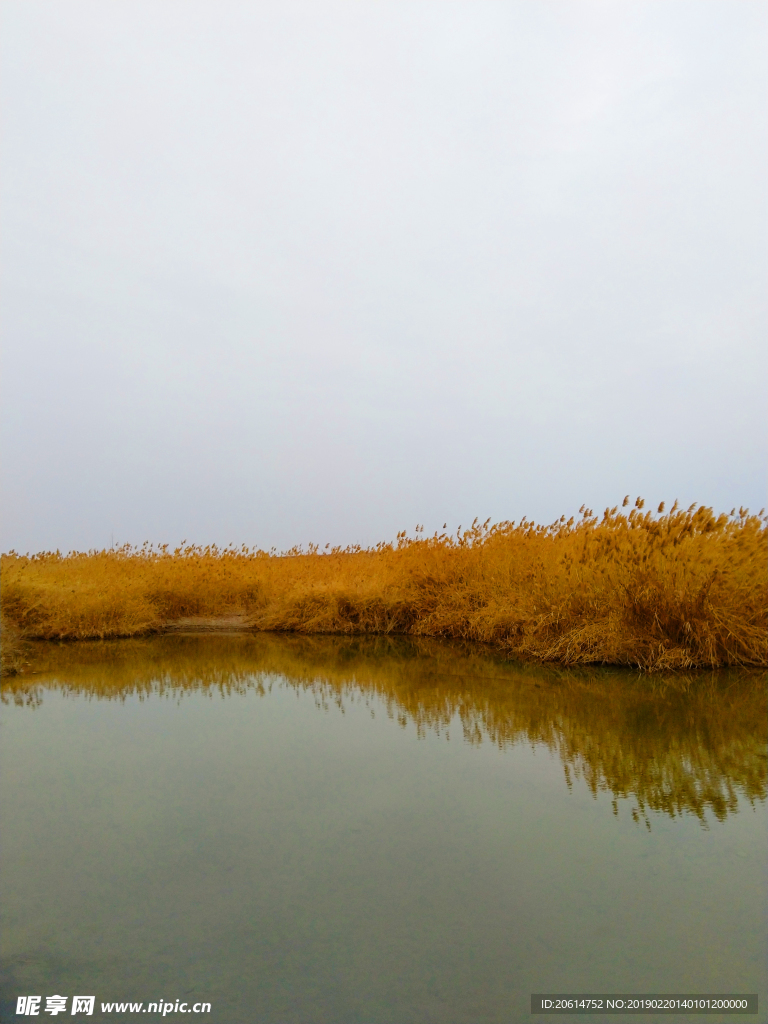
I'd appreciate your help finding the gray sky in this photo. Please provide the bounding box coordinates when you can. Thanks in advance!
[2,1,766,553]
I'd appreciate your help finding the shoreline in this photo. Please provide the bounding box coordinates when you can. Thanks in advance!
[3,619,766,680]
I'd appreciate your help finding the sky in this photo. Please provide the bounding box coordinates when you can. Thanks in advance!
[2,1,766,553]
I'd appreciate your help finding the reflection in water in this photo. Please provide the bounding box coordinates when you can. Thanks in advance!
[3,634,765,827]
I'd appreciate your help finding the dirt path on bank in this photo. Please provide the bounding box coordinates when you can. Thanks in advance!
[161,615,253,634]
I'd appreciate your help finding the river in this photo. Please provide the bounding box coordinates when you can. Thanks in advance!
[1,635,764,1023]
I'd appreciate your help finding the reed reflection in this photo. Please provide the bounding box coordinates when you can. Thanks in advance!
[3,634,765,827]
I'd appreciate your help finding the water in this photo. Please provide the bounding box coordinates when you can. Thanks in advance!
[1,635,765,1023]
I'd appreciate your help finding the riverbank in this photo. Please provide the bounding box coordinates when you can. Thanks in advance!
[2,501,766,673]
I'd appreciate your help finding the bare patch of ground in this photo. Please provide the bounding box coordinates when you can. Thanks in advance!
[161,615,252,634]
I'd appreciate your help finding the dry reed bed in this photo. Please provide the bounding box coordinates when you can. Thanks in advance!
[1,499,766,671]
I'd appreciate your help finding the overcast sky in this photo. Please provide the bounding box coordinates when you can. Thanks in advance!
[2,1,766,553]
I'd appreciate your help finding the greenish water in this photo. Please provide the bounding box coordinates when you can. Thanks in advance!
[1,635,765,1024]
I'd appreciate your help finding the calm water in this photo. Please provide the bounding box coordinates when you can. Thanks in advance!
[1,636,765,1024]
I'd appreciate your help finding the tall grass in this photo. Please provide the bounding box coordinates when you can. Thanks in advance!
[2,499,766,671]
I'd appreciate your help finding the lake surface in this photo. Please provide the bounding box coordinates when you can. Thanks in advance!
[1,635,765,1023]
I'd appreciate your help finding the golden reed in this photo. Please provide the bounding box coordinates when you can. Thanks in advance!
[2,498,766,671]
